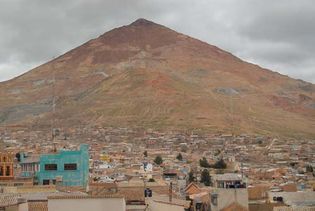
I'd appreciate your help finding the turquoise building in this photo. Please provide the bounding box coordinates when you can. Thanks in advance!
[37,144,89,187]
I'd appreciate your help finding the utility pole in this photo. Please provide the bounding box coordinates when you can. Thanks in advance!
[169,182,173,203]
[143,171,147,205]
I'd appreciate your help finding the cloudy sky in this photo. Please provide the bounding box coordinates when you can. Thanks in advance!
[1,0,314,83]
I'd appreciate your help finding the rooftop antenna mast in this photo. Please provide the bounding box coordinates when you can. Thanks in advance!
[52,59,57,152]
[52,66,56,114]
[229,95,234,136]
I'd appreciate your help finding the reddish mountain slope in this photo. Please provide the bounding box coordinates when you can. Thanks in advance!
[0,19,314,137]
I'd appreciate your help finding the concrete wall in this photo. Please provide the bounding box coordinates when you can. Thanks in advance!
[211,188,248,211]
[148,200,185,211]
[4,205,18,211]
[18,203,28,211]
[3,186,56,194]
[1,203,28,211]
[48,198,125,211]
[37,144,89,187]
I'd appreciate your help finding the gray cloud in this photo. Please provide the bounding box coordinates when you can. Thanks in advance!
[0,0,314,83]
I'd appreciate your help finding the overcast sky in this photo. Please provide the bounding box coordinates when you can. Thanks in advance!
[0,0,314,83]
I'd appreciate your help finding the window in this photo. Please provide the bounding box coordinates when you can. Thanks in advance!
[6,166,10,176]
[64,163,77,170]
[45,164,57,171]
[43,180,50,185]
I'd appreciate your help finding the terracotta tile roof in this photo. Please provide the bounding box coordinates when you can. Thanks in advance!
[152,199,191,208]
[117,186,144,202]
[248,184,270,200]
[189,191,210,203]
[28,201,48,211]
[89,182,118,196]
[185,182,202,195]
[47,194,123,200]
[115,180,171,202]
[89,182,117,189]
[0,194,20,207]
[21,191,87,201]
[280,183,297,192]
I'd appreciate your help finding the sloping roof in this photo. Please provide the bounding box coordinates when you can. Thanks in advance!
[151,194,190,207]
[20,191,87,201]
[213,173,242,181]
[185,182,202,195]
[89,182,118,189]
[47,195,123,199]
[0,194,20,207]
[189,191,210,203]
[221,202,248,211]
[117,186,144,202]
[28,201,48,211]
[279,183,297,192]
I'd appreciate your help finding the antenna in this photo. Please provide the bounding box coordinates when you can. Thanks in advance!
[169,182,173,203]
[52,61,57,145]
[53,67,56,114]
[229,95,234,135]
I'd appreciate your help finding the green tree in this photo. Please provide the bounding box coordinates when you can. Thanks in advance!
[200,169,211,186]
[199,157,210,168]
[154,155,163,165]
[148,178,155,182]
[306,165,313,172]
[143,151,148,157]
[176,153,183,161]
[214,149,221,156]
[188,170,195,183]
[213,159,227,169]
[181,145,188,153]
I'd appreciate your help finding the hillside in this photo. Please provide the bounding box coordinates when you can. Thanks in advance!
[0,18,314,137]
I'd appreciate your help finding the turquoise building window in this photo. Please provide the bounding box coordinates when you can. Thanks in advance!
[45,164,57,170]
[64,163,77,170]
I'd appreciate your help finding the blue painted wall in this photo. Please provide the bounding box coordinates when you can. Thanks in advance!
[37,144,89,187]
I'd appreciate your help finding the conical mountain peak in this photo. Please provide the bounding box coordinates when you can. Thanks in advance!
[129,18,157,27]
[1,18,314,137]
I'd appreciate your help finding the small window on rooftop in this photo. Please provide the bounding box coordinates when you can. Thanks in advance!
[64,163,77,170]
[45,164,57,171]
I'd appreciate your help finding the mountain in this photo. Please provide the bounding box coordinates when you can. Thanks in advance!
[1,18,315,137]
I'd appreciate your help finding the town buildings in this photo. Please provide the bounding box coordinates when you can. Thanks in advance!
[0,126,315,210]
[0,153,14,180]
